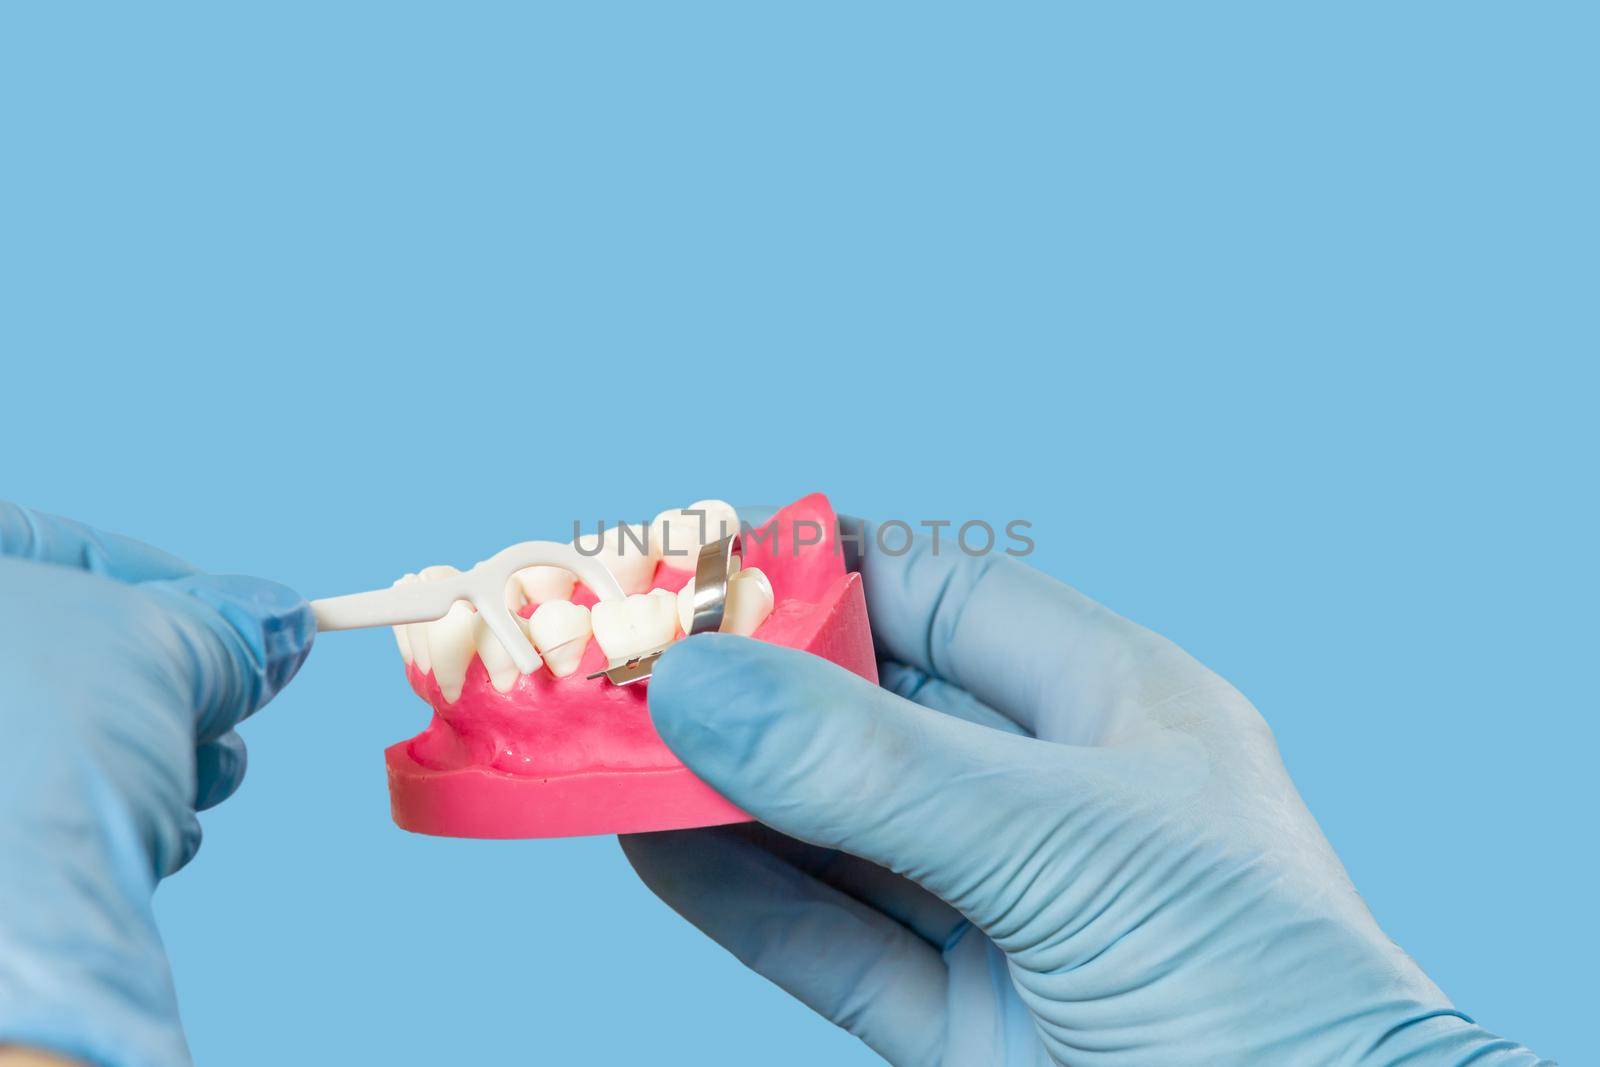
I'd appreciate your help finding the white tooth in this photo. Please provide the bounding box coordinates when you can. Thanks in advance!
[516,565,576,605]
[690,499,740,539]
[473,613,527,693]
[392,574,418,663]
[575,522,660,595]
[675,557,752,635]
[589,599,635,661]
[592,592,677,662]
[675,576,696,635]
[407,565,461,674]
[650,587,682,640]
[409,625,432,673]
[427,600,477,702]
[529,600,592,678]
[649,510,697,572]
[650,499,740,573]
[721,567,774,636]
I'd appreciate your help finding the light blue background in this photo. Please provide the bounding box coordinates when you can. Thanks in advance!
[2,3,1593,1064]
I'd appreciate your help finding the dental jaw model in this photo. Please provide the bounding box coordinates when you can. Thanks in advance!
[321,494,876,839]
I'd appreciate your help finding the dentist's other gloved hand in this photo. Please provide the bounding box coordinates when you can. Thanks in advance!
[625,519,1549,1066]
[0,504,314,1067]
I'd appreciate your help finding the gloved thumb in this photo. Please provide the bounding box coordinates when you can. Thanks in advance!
[649,634,1067,923]
[141,573,316,743]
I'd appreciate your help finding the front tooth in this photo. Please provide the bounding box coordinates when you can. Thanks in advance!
[408,564,461,674]
[576,522,660,594]
[651,499,740,572]
[721,567,774,636]
[516,565,576,605]
[473,613,528,693]
[428,600,477,702]
[592,592,678,662]
[392,573,418,663]
[529,600,592,678]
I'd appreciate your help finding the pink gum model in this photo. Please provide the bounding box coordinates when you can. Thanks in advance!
[386,493,877,838]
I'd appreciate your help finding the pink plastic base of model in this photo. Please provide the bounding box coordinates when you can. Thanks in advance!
[385,493,877,839]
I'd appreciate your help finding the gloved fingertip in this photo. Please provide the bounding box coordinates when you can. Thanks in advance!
[169,573,317,698]
[194,731,249,811]
[175,810,205,874]
[143,573,316,738]
[649,634,785,761]
[649,633,873,817]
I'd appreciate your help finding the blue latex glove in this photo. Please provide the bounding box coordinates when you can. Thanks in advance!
[627,518,1551,1066]
[0,504,314,1067]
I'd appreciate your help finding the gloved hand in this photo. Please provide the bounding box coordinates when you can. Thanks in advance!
[0,504,314,1067]
[626,518,1550,1066]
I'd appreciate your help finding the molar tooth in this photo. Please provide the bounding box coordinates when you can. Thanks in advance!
[474,612,527,693]
[575,522,660,595]
[650,587,682,640]
[428,601,477,702]
[516,565,577,605]
[675,576,696,635]
[721,567,774,636]
[592,592,677,662]
[589,600,633,661]
[651,499,740,573]
[529,600,592,678]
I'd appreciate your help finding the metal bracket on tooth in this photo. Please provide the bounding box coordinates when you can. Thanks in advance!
[586,531,740,686]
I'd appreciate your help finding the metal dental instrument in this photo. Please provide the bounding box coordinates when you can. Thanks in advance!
[586,532,739,686]
[310,540,626,676]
